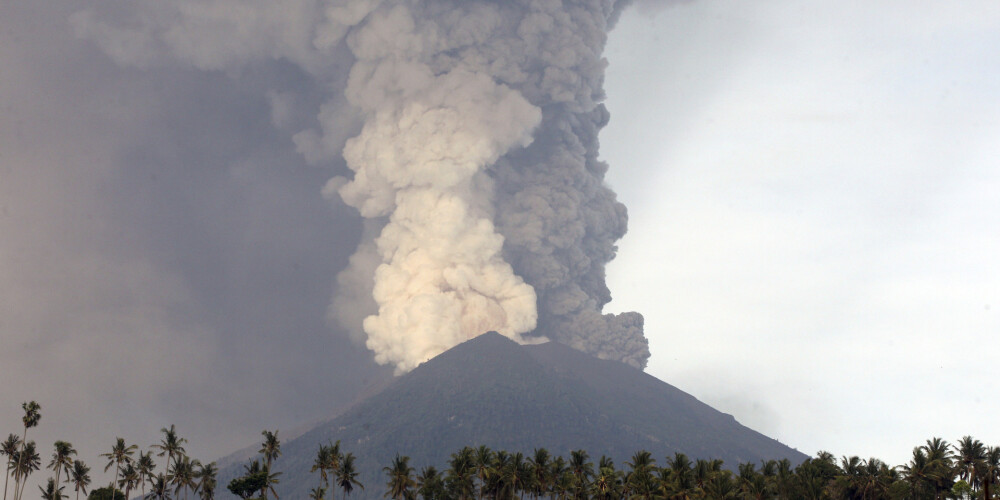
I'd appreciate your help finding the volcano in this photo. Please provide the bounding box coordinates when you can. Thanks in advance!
[219,333,806,498]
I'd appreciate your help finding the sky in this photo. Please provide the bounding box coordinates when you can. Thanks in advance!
[1,0,998,491]
[603,1,1000,466]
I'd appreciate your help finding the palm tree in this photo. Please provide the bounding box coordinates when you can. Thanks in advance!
[336,453,363,499]
[473,446,493,500]
[738,462,768,500]
[118,462,139,500]
[38,478,66,500]
[152,426,187,478]
[773,459,793,500]
[259,431,281,470]
[312,444,333,491]
[446,448,474,500]
[197,462,217,500]
[665,452,695,499]
[384,454,415,500]
[48,441,76,496]
[924,437,954,497]
[136,451,156,500]
[149,473,172,500]
[528,449,551,500]
[590,462,621,500]
[902,447,940,500]
[549,457,569,500]
[417,467,444,500]
[567,451,592,500]
[13,401,40,500]
[10,440,40,500]
[324,442,343,500]
[490,450,512,499]
[101,438,137,500]
[625,450,656,499]
[853,458,894,500]
[310,487,328,500]
[1,434,21,500]
[979,447,1000,500]
[957,436,987,492]
[68,460,90,500]
[258,430,281,500]
[168,455,200,500]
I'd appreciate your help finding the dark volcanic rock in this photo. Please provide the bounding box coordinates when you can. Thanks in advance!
[219,333,806,499]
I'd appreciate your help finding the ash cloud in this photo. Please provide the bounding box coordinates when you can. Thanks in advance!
[72,0,650,372]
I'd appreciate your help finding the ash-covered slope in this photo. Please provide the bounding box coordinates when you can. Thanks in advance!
[220,333,806,498]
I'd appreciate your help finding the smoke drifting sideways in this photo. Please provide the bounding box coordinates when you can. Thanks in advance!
[73,0,650,373]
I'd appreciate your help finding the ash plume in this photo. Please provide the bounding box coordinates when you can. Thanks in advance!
[72,0,650,372]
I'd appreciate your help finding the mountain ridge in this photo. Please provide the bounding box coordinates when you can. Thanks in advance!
[218,332,806,499]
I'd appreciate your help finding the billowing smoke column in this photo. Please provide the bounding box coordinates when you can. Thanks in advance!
[72,0,650,372]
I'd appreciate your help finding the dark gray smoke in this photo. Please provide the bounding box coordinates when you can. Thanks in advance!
[73,0,650,372]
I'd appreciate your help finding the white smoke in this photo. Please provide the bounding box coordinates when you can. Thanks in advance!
[72,0,651,372]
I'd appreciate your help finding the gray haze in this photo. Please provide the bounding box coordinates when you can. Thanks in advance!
[2,0,395,487]
[1,0,652,490]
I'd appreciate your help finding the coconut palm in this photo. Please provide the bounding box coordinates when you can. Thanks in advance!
[258,430,281,500]
[473,446,493,500]
[168,455,200,500]
[1,434,21,500]
[38,478,66,500]
[507,452,531,500]
[310,487,328,500]
[567,450,592,500]
[48,441,76,496]
[923,437,954,497]
[312,444,333,490]
[324,442,343,500]
[119,462,139,500]
[384,454,415,500]
[259,431,280,469]
[336,453,363,499]
[489,451,512,499]
[68,460,90,500]
[528,449,551,500]
[11,440,39,500]
[447,448,474,500]
[590,463,621,500]
[197,462,217,500]
[416,467,444,500]
[152,426,187,477]
[665,452,695,499]
[977,446,1000,500]
[149,473,172,500]
[136,451,156,500]
[956,436,987,491]
[852,458,894,500]
[625,450,656,498]
[549,457,569,500]
[902,447,939,500]
[12,401,40,500]
[101,438,137,500]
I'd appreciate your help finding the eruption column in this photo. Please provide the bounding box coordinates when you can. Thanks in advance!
[70,0,651,372]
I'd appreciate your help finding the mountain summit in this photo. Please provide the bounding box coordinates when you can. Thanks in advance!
[221,333,806,498]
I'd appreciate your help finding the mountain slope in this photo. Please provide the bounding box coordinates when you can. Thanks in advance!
[220,333,806,498]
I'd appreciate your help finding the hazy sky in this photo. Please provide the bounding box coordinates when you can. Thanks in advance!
[1,0,998,491]
[603,1,1000,466]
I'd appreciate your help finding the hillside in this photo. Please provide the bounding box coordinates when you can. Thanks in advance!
[218,333,806,498]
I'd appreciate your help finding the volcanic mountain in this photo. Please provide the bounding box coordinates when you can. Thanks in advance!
[219,333,806,499]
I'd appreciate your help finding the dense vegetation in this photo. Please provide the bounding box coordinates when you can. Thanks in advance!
[5,400,1000,499]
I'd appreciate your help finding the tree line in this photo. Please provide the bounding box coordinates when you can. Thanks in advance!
[7,401,1000,499]
[2,401,217,500]
[341,438,999,500]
